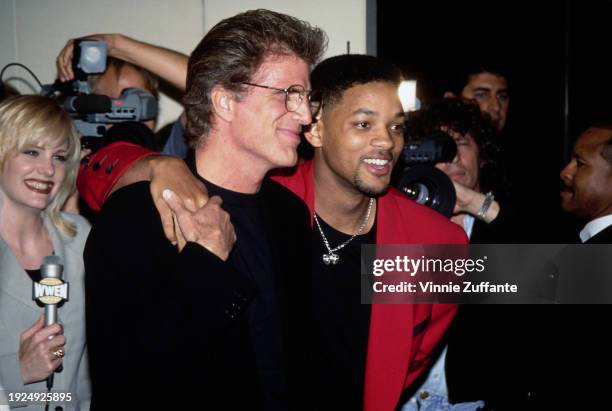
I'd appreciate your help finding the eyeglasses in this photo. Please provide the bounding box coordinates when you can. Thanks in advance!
[241,82,322,116]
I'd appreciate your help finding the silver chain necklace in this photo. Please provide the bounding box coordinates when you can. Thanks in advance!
[313,198,375,265]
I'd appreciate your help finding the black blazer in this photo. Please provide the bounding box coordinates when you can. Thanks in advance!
[443,206,548,409]
[84,178,312,410]
[445,214,612,409]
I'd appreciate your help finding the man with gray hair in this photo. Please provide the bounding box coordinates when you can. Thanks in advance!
[84,9,326,410]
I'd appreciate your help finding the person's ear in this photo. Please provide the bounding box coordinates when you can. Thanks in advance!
[304,113,324,148]
[211,86,234,122]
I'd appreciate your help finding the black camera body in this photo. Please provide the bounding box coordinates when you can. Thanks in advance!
[394,130,457,217]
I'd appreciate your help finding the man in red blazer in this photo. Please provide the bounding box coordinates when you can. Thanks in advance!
[273,55,466,411]
[77,54,466,411]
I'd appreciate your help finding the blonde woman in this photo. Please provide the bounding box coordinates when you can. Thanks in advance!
[0,96,90,410]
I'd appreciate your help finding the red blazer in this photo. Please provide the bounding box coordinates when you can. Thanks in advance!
[78,145,467,410]
[273,160,467,411]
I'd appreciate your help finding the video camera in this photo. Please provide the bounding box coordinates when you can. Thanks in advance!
[41,40,158,149]
[394,129,458,217]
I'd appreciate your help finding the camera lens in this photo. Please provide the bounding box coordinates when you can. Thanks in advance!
[402,182,431,205]
[396,165,456,217]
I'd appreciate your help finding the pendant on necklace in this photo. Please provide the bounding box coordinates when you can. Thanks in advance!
[322,252,340,265]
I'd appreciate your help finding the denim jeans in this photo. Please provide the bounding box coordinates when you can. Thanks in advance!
[400,346,485,411]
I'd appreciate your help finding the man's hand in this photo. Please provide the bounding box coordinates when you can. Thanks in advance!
[148,157,208,244]
[162,190,236,260]
[56,34,116,82]
[19,316,65,384]
[56,33,188,90]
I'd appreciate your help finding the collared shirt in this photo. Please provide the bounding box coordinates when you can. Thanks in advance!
[463,214,475,239]
[579,214,612,243]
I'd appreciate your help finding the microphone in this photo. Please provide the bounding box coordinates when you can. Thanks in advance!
[32,255,69,389]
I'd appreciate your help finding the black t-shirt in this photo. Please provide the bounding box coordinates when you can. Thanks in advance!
[203,177,286,410]
[310,214,376,410]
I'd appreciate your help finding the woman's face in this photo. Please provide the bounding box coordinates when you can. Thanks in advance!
[0,141,69,212]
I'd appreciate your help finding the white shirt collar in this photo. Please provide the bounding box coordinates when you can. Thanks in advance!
[579,214,612,243]
[464,214,475,239]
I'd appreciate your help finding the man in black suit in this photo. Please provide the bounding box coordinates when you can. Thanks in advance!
[554,124,612,302]
[83,10,326,410]
[538,125,612,409]
[560,125,612,243]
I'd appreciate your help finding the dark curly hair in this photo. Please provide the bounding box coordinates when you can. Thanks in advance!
[405,97,505,193]
[183,9,328,148]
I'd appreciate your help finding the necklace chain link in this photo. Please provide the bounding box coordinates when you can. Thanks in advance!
[313,198,374,265]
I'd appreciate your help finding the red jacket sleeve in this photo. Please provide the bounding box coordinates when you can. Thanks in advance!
[77,142,157,211]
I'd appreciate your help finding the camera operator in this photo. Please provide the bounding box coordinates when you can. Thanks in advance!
[54,35,170,215]
[56,34,187,135]
[405,98,514,241]
[55,34,204,218]
[56,37,160,130]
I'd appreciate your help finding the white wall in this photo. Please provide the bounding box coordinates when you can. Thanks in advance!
[0,0,367,128]
[203,0,366,57]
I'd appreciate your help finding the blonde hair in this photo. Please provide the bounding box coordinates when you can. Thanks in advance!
[0,95,81,236]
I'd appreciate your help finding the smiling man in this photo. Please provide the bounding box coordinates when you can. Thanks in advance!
[273,55,467,411]
[83,10,326,410]
[560,125,612,243]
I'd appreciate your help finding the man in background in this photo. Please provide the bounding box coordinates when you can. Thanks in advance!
[560,124,612,243]
[445,64,510,133]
